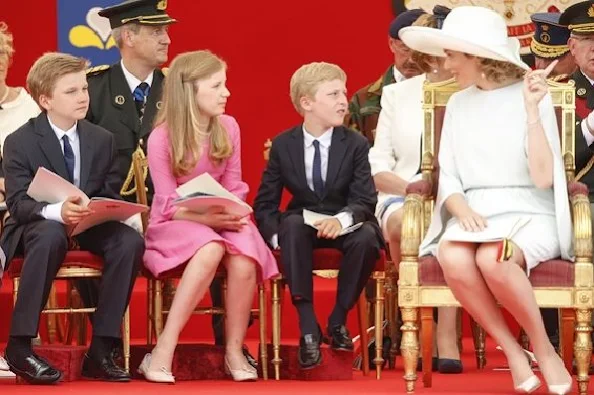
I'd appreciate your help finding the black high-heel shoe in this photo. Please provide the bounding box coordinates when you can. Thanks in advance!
[438,358,463,374]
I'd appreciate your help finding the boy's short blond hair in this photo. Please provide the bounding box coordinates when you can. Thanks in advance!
[290,62,347,114]
[26,52,89,108]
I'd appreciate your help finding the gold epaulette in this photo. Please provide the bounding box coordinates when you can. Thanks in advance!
[548,74,569,82]
[367,76,383,95]
[86,65,110,75]
[161,67,169,77]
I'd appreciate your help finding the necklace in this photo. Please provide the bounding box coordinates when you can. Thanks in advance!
[0,87,9,105]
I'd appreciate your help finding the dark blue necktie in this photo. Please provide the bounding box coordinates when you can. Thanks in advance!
[62,135,75,184]
[312,140,324,197]
[133,82,150,118]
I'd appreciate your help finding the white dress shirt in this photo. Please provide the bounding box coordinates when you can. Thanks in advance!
[121,60,154,93]
[41,118,81,223]
[393,66,406,83]
[269,127,353,248]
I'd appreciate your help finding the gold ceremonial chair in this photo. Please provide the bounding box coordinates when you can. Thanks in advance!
[7,247,131,372]
[132,150,270,380]
[398,78,593,394]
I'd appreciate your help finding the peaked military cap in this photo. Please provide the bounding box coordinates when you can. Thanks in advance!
[530,13,570,59]
[389,9,426,39]
[99,0,177,29]
[559,1,594,35]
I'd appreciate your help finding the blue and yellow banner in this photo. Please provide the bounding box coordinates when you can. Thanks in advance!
[57,0,120,66]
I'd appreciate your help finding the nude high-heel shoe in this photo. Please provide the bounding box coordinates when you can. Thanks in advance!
[137,353,175,384]
[514,375,541,393]
[224,356,257,382]
[547,382,572,395]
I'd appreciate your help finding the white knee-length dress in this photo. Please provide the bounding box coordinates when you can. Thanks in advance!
[419,82,573,274]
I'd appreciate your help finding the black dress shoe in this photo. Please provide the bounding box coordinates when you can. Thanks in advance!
[242,346,258,370]
[325,325,354,351]
[81,354,130,382]
[298,331,323,370]
[4,352,62,384]
[438,358,463,374]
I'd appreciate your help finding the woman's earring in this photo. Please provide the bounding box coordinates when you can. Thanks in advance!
[481,72,486,80]
[432,69,438,74]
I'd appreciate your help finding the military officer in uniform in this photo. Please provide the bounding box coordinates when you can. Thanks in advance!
[557,0,594,372]
[344,8,424,144]
[87,0,175,203]
[76,0,175,353]
[530,13,576,76]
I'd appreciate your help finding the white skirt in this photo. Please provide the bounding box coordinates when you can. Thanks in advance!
[437,212,560,275]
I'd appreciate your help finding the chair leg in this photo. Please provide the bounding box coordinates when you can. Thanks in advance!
[559,308,574,372]
[12,277,19,305]
[456,308,463,353]
[470,317,487,369]
[258,283,268,380]
[387,263,400,369]
[271,278,282,380]
[122,306,130,373]
[374,275,385,379]
[147,278,154,345]
[154,280,164,337]
[401,306,419,393]
[46,285,59,344]
[575,308,592,395]
[420,307,434,388]
[356,292,370,376]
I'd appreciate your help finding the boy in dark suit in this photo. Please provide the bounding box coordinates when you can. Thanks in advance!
[254,62,383,369]
[1,53,144,384]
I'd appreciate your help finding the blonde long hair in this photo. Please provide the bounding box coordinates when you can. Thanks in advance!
[155,50,232,177]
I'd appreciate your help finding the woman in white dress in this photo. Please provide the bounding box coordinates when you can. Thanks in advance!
[370,6,461,373]
[399,6,572,394]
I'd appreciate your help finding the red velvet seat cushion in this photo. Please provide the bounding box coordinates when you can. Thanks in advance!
[7,250,104,277]
[272,248,386,274]
[419,255,574,287]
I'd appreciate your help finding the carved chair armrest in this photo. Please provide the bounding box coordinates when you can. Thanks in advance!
[568,181,593,267]
[398,193,425,287]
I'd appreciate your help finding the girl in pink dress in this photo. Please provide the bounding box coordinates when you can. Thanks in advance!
[138,50,278,383]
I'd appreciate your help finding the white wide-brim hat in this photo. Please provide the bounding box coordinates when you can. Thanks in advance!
[399,6,530,71]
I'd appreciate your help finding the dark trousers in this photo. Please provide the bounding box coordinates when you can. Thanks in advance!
[10,220,143,338]
[278,214,381,329]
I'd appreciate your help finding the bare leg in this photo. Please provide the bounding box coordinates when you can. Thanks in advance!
[223,254,257,371]
[385,209,403,270]
[438,241,533,386]
[475,242,571,388]
[149,242,225,371]
[437,307,459,360]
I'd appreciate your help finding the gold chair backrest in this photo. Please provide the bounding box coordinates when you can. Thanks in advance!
[421,78,576,185]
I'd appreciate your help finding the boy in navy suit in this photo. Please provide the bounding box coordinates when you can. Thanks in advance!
[2,53,143,384]
[254,62,383,369]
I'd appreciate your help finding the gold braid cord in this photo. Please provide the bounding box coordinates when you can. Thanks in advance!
[576,155,594,182]
[120,144,147,196]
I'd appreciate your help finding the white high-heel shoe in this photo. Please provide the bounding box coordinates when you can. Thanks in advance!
[137,353,175,384]
[514,375,541,393]
[547,382,572,395]
[224,356,257,382]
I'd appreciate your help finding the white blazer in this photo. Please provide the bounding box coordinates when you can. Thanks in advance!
[369,74,426,218]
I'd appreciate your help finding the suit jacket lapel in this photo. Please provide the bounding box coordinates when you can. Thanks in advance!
[573,70,594,110]
[323,127,347,199]
[36,113,70,181]
[140,70,164,139]
[288,127,308,192]
[110,63,141,135]
[77,121,94,191]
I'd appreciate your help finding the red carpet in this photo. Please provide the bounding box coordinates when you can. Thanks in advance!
[0,339,588,394]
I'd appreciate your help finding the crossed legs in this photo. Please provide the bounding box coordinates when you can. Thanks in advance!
[438,241,571,389]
